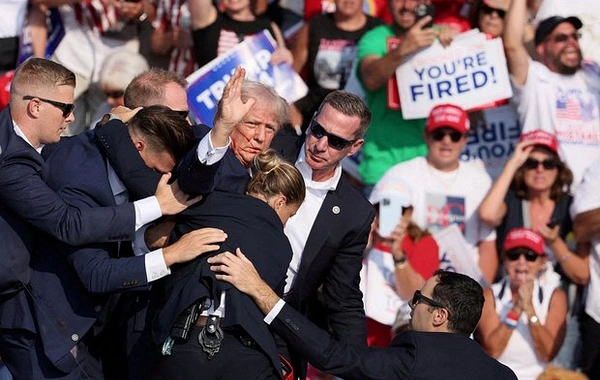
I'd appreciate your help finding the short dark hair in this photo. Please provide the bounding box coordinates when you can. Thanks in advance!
[128,105,195,162]
[431,269,484,336]
[316,90,372,138]
[511,148,573,201]
[124,68,188,108]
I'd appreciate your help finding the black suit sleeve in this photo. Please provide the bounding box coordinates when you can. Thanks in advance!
[0,149,135,244]
[321,205,374,347]
[271,304,414,380]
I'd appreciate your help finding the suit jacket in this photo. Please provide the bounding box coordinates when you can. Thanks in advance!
[152,191,291,377]
[272,303,518,380]
[0,108,136,296]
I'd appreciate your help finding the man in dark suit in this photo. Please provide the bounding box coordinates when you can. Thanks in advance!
[209,255,519,380]
[0,58,196,379]
[28,105,230,379]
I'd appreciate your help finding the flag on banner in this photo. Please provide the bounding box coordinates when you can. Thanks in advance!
[187,30,308,126]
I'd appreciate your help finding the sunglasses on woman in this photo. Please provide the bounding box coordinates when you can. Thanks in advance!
[309,119,357,150]
[505,248,540,262]
[430,129,464,143]
[523,157,559,170]
[481,4,506,18]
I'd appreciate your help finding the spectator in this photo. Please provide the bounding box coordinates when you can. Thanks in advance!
[188,0,292,69]
[361,183,439,346]
[370,104,497,283]
[503,0,600,190]
[356,0,449,193]
[92,49,150,125]
[477,228,567,380]
[207,257,518,380]
[0,0,27,73]
[289,0,384,132]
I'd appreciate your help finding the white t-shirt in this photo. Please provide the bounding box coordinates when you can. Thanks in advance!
[511,60,600,190]
[371,156,495,267]
[571,157,600,324]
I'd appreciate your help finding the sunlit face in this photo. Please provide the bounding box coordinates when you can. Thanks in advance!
[478,7,504,37]
[409,276,440,332]
[304,104,363,181]
[504,248,546,288]
[335,0,364,18]
[425,127,467,171]
[34,85,75,145]
[231,102,279,167]
[538,22,582,75]
[522,148,559,194]
[139,147,176,174]
[390,0,419,30]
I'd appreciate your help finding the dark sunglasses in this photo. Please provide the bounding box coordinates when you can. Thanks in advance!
[505,248,541,262]
[23,95,75,118]
[481,4,506,18]
[430,129,464,143]
[104,90,124,99]
[309,118,357,150]
[550,32,582,44]
[410,290,446,310]
[523,157,559,170]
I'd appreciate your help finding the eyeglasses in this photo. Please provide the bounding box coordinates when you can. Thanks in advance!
[481,4,505,18]
[23,95,75,118]
[410,290,446,310]
[523,157,559,170]
[505,248,540,262]
[549,32,582,44]
[430,129,464,143]
[104,90,124,99]
[309,118,357,150]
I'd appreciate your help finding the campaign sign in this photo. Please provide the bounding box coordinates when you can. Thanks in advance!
[18,8,65,64]
[460,104,522,180]
[187,30,308,126]
[425,193,466,235]
[396,36,513,119]
[433,224,486,286]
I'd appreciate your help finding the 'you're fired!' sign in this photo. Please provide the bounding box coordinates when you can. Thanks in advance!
[397,29,512,119]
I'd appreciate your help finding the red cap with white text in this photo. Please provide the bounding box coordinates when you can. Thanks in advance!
[426,104,470,134]
[519,130,558,154]
[503,228,545,255]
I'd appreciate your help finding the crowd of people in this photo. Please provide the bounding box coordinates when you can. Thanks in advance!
[0,0,599,379]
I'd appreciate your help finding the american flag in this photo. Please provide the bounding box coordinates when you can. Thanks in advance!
[556,95,583,120]
[74,0,118,35]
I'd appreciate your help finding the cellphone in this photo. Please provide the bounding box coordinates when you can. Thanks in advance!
[414,3,435,28]
[379,195,406,238]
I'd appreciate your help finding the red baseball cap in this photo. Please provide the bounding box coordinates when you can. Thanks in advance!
[519,130,558,154]
[503,228,545,255]
[426,104,470,134]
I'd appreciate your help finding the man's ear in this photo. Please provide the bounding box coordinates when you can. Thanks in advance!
[347,138,364,157]
[432,307,449,328]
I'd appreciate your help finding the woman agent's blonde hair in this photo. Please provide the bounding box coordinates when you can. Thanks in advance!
[248,150,305,206]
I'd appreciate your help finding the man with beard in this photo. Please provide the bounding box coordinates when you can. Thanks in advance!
[503,0,600,190]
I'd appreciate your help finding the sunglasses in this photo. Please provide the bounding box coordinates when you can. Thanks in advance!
[481,4,506,18]
[505,248,541,262]
[410,290,446,310]
[550,32,582,44]
[523,157,559,170]
[309,118,357,150]
[23,95,75,118]
[430,129,464,143]
[104,90,124,99]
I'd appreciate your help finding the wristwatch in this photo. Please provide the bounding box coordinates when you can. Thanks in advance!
[529,315,539,325]
[394,255,408,269]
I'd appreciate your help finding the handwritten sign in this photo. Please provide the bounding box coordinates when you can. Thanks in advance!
[187,30,308,126]
[396,32,512,119]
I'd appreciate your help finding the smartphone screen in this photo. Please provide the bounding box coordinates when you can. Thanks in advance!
[379,195,405,238]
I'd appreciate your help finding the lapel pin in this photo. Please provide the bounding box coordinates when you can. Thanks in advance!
[332,206,340,215]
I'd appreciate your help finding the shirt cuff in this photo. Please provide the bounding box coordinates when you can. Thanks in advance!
[263,299,286,325]
[197,130,229,165]
[132,224,151,256]
[133,196,162,230]
[145,248,171,282]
